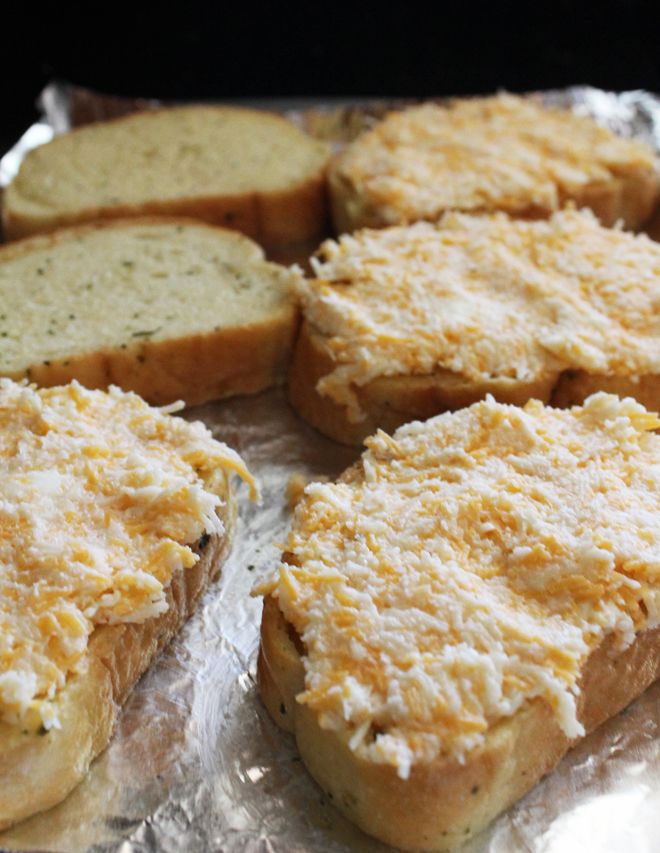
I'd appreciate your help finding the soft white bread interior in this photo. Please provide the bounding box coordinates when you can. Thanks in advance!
[3,105,330,247]
[328,93,659,234]
[290,209,660,444]
[0,218,300,406]
[0,380,253,830]
[257,394,660,850]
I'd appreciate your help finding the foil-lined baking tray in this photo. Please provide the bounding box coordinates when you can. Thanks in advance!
[1,84,660,853]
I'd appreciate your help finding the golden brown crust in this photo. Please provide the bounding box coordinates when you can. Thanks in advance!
[0,473,235,831]
[258,590,660,852]
[2,107,330,249]
[0,214,231,261]
[4,176,329,250]
[644,204,660,242]
[12,310,298,408]
[288,321,560,445]
[289,322,660,446]
[0,218,299,407]
[257,596,305,735]
[550,370,660,411]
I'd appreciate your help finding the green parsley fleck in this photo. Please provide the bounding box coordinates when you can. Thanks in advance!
[131,328,161,338]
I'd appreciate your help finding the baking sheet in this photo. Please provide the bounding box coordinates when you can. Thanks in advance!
[1,85,660,853]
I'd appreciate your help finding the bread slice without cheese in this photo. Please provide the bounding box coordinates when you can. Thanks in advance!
[290,209,660,445]
[2,105,330,248]
[257,394,660,850]
[329,93,659,234]
[0,218,301,406]
[0,380,254,830]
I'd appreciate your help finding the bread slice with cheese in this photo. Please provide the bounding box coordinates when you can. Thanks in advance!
[257,393,660,851]
[290,208,660,445]
[0,378,254,830]
[329,93,659,233]
[3,105,330,248]
[0,218,301,406]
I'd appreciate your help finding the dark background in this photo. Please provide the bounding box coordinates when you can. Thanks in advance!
[2,3,659,156]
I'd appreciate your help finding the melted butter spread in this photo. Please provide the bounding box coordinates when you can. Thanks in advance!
[301,209,660,421]
[333,94,657,223]
[0,379,253,730]
[269,394,660,778]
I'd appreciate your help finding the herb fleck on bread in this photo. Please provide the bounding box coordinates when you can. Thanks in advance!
[3,106,330,248]
[0,218,300,406]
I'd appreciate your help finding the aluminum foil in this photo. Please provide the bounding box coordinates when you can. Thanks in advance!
[1,85,660,853]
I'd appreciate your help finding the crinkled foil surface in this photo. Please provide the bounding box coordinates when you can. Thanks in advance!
[1,85,660,853]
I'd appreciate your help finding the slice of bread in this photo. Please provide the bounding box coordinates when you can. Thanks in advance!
[0,511,232,832]
[329,93,659,233]
[257,394,660,850]
[290,209,660,444]
[3,106,330,248]
[0,218,301,406]
[0,379,254,829]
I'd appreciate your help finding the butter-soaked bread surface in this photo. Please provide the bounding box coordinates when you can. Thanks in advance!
[0,219,300,406]
[3,106,330,246]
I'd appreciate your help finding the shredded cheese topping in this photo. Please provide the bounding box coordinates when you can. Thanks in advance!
[332,94,657,224]
[0,379,254,731]
[267,394,660,778]
[301,209,660,421]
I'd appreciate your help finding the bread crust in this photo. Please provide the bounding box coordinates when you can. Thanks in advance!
[551,370,660,411]
[288,321,562,445]
[330,165,660,236]
[258,589,660,851]
[0,471,235,831]
[14,313,297,408]
[0,218,299,407]
[289,322,660,446]
[3,106,330,249]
